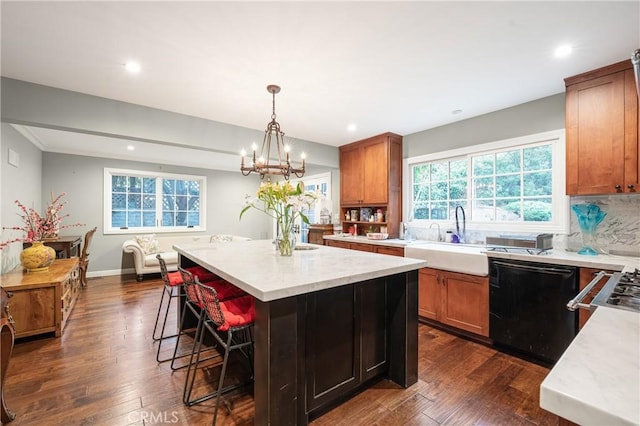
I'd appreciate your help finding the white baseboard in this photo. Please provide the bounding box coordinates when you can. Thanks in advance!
[87,268,136,278]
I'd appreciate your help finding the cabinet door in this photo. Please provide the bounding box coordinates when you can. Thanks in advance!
[439,271,489,337]
[360,279,387,382]
[376,246,403,257]
[623,68,639,192]
[306,285,360,411]
[418,268,439,320]
[566,71,626,195]
[362,140,389,204]
[340,146,364,204]
[350,242,375,252]
[10,288,56,337]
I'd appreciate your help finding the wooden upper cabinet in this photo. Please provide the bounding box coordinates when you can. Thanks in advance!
[339,132,403,237]
[340,145,364,204]
[565,60,639,195]
[362,141,389,204]
[340,133,402,205]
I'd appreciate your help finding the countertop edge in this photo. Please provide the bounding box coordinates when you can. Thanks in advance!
[173,242,427,302]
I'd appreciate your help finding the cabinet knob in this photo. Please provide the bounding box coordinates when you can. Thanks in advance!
[615,184,622,191]
[628,184,635,190]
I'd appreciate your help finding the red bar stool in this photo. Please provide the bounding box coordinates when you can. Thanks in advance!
[179,270,255,425]
[153,255,245,366]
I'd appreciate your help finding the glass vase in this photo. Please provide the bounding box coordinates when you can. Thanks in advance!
[276,224,296,256]
[571,203,606,256]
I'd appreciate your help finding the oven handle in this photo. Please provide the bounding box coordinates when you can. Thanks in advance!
[567,271,611,311]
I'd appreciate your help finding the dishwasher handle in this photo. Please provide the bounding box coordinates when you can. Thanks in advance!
[566,271,610,312]
[491,260,576,276]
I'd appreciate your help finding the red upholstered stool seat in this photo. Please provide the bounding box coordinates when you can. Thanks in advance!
[218,295,255,331]
[204,280,247,302]
[166,266,220,286]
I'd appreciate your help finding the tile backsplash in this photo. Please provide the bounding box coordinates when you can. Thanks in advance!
[406,193,640,257]
[566,194,640,256]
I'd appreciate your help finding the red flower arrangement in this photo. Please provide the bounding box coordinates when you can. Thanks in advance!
[1,193,84,249]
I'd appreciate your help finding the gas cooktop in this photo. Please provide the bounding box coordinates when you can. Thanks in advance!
[592,269,640,313]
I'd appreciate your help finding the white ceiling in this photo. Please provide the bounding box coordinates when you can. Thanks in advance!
[2,1,639,160]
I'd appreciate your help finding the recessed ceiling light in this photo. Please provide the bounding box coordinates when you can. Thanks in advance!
[347,123,357,132]
[554,44,573,58]
[127,145,135,151]
[452,109,463,115]
[125,61,141,74]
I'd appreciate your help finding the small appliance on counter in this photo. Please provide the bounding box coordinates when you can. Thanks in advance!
[486,233,553,254]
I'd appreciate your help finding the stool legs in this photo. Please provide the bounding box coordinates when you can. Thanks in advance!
[153,284,181,363]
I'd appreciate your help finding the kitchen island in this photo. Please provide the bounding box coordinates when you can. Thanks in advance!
[173,239,427,425]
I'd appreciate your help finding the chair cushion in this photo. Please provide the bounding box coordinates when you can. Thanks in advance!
[218,295,255,331]
[135,234,160,255]
[165,266,220,286]
[204,280,247,301]
[187,266,220,283]
[210,234,234,243]
[143,251,177,267]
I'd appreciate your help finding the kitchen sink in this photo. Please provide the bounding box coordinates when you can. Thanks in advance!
[404,241,488,276]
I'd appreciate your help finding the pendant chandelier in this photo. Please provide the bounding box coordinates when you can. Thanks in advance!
[240,84,306,180]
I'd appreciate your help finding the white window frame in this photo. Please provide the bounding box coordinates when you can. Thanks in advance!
[403,129,569,234]
[104,168,207,234]
[289,172,333,242]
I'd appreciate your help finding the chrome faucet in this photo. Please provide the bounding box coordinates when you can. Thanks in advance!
[429,222,442,242]
[455,205,466,244]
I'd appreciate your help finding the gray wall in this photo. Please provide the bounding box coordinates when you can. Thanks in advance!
[41,151,273,274]
[404,93,565,157]
[1,77,339,168]
[1,78,340,275]
[1,124,43,273]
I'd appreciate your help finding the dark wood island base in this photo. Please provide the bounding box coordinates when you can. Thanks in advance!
[247,271,417,425]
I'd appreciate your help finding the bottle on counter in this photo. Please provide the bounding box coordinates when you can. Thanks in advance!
[445,230,453,243]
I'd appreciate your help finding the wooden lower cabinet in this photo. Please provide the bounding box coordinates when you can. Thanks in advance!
[305,278,388,413]
[1,258,80,338]
[418,268,489,337]
[578,267,614,329]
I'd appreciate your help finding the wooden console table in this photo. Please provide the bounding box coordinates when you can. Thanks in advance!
[23,236,81,259]
[0,258,80,338]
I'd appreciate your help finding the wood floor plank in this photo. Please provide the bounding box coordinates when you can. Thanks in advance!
[3,274,560,425]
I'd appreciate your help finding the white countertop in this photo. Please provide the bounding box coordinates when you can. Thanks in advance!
[486,249,640,273]
[173,239,427,302]
[540,307,640,425]
[325,234,639,274]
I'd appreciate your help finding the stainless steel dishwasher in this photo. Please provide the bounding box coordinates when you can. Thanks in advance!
[489,258,578,365]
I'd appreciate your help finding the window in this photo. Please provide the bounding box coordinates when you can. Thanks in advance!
[406,130,567,232]
[292,172,332,243]
[104,168,206,234]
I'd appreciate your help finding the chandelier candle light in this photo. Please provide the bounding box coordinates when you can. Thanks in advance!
[240,85,306,180]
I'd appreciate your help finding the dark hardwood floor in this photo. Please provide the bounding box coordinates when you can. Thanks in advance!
[3,274,559,425]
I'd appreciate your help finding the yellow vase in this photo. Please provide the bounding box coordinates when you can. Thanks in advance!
[20,242,56,272]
